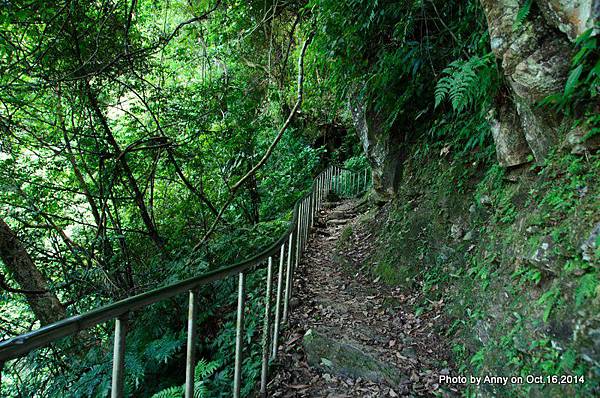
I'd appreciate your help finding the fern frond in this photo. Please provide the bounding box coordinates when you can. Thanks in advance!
[434,55,495,113]
[513,0,532,31]
[194,358,219,382]
[150,385,183,398]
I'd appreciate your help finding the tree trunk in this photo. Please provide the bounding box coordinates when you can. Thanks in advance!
[85,82,165,250]
[0,218,67,325]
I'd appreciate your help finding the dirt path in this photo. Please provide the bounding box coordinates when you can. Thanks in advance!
[269,200,459,397]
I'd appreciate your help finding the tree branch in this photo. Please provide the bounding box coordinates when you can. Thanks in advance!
[191,33,314,252]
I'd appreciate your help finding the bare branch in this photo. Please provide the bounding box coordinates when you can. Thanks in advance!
[192,33,314,251]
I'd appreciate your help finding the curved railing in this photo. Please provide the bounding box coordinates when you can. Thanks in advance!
[0,165,371,398]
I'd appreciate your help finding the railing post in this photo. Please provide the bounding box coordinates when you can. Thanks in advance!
[185,289,199,398]
[284,225,297,323]
[300,202,304,254]
[272,243,285,359]
[315,174,322,218]
[312,179,317,226]
[260,257,274,396]
[304,199,310,249]
[233,273,245,398]
[111,314,128,398]
[316,174,320,216]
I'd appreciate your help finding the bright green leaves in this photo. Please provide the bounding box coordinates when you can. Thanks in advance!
[434,54,496,113]
[513,0,532,31]
[564,64,584,97]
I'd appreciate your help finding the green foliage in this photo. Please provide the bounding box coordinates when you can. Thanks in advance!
[151,359,219,398]
[513,0,533,31]
[540,27,599,141]
[575,273,599,307]
[434,54,496,113]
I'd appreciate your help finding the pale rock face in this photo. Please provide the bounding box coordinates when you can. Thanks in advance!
[480,0,598,166]
[487,102,531,167]
[538,0,599,41]
[349,91,404,200]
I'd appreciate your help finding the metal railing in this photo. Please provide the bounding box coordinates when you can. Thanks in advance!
[0,165,371,398]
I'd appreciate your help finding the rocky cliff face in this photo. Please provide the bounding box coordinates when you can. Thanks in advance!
[481,0,598,167]
[352,1,598,197]
[349,92,406,201]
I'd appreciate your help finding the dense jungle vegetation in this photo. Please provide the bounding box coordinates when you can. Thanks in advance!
[0,0,598,397]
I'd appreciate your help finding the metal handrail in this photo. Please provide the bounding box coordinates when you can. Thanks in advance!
[0,164,371,398]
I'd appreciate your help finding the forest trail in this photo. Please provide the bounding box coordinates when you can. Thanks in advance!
[269,199,459,397]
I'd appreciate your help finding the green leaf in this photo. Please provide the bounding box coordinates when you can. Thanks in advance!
[513,0,532,31]
[564,64,583,96]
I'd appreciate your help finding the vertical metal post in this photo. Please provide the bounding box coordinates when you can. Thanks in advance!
[310,186,315,228]
[185,289,199,398]
[300,201,305,254]
[363,168,367,191]
[301,199,305,251]
[272,243,285,358]
[301,199,307,251]
[348,172,351,196]
[333,168,337,195]
[318,174,322,213]
[111,315,128,398]
[233,273,245,398]
[305,199,310,248]
[317,175,321,215]
[284,225,297,323]
[260,258,274,396]
[283,225,300,323]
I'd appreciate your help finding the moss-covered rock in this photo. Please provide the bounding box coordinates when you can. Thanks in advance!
[361,146,600,396]
[302,328,406,386]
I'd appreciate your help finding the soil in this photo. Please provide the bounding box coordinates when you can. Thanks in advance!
[268,199,461,397]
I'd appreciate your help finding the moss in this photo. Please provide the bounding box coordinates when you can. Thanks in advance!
[339,225,353,244]
[360,147,600,396]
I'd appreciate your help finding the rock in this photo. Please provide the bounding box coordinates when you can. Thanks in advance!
[479,0,589,165]
[528,235,562,274]
[463,230,474,241]
[479,195,493,206]
[401,346,417,358]
[303,329,405,386]
[581,223,600,263]
[487,103,531,167]
[567,125,600,155]
[349,88,405,200]
[450,223,464,240]
[537,0,600,41]
[513,96,563,163]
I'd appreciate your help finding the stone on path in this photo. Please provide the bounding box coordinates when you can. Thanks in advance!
[303,328,406,387]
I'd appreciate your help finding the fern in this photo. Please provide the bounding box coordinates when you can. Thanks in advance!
[150,358,219,398]
[575,273,598,307]
[151,385,183,398]
[194,358,220,382]
[513,0,532,31]
[434,55,495,113]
